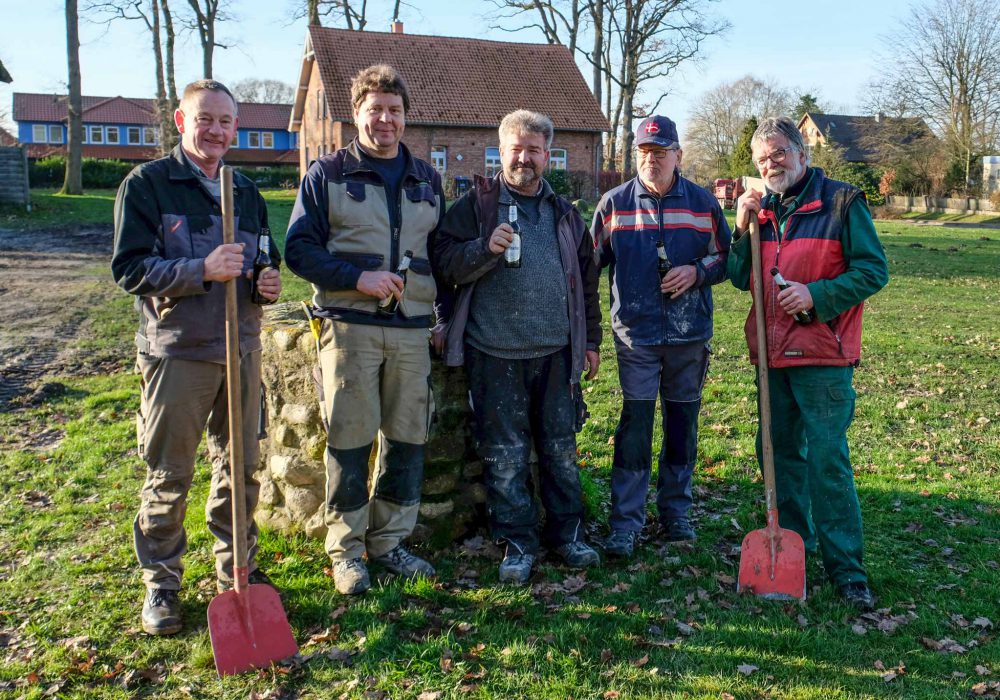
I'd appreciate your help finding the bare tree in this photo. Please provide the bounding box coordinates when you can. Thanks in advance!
[874,0,1000,193]
[685,75,793,180]
[186,0,231,78]
[231,78,296,104]
[87,0,179,154]
[62,0,84,195]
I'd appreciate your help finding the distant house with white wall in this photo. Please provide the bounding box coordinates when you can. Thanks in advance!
[983,156,1000,195]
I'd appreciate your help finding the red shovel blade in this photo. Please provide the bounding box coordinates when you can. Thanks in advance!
[208,584,298,676]
[737,524,807,601]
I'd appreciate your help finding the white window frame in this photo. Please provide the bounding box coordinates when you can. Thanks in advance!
[143,127,158,145]
[484,146,501,178]
[33,124,47,143]
[127,126,141,145]
[88,125,104,144]
[431,146,447,173]
[248,131,262,149]
[231,131,239,148]
[105,126,120,144]
[549,148,568,171]
[48,125,64,144]
[262,132,274,149]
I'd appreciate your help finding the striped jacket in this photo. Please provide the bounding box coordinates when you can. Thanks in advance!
[591,173,731,346]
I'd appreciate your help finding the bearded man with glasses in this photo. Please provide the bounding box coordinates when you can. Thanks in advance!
[728,116,888,610]
[591,115,731,559]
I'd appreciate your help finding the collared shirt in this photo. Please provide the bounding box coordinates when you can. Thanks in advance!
[179,147,223,201]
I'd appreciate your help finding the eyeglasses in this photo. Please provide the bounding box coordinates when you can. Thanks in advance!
[755,148,794,168]
[638,148,679,162]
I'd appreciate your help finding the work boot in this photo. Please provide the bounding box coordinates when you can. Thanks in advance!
[498,549,536,585]
[371,545,436,578]
[332,558,371,595]
[554,541,601,568]
[839,582,877,611]
[141,588,182,636]
[603,529,639,559]
[662,518,697,543]
[217,569,282,596]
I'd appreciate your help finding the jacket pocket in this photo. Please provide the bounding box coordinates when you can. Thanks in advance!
[405,183,438,206]
[402,256,436,315]
[331,252,385,271]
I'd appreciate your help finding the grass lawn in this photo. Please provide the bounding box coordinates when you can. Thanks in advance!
[0,192,998,699]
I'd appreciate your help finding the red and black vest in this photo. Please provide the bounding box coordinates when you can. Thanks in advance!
[745,168,866,368]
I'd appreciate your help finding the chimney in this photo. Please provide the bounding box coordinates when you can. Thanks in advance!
[391,20,404,33]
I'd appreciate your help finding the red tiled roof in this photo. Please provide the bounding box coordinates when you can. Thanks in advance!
[305,26,609,132]
[13,92,292,130]
[0,126,17,146]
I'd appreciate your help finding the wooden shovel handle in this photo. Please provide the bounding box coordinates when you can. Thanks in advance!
[748,217,778,516]
[220,166,249,592]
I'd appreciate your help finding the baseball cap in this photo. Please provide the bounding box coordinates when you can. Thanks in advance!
[635,115,680,149]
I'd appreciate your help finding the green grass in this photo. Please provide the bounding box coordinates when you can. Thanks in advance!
[0,188,119,231]
[0,196,998,698]
[896,210,1000,225]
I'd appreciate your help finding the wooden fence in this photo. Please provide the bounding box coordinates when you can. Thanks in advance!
[0,146,30,209]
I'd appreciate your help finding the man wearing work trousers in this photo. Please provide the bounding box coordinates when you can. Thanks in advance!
[434,109,603,585]
[112,79,282,635]
[730,116,888,610]
[285,64,443,595]
[591,115,731,558]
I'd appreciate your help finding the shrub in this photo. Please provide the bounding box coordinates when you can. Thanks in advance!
[838,163,884,207]
[29,156,134,189]
[242,165,300,189]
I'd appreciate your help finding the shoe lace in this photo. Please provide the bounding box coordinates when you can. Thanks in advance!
[149,589,178,607]
[338,558,365,573]
[609,530,634,546]
[388,545,416,566]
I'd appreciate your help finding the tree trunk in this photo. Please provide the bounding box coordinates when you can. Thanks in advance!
[161,0,179,153]
[62,0,83,195]
[308,0,320,25]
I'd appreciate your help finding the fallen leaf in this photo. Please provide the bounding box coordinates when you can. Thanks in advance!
[417,692,442,700]
[852,624,867,635]
[676,621,696,636]
[600,649,613,664]
[631,654,649,668]
[973,617,994,630]
[976,665,991,676]
[736,664,758,676]
[602,692,620,699]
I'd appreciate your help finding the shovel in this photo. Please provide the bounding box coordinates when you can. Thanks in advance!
[208,165,299,676]
[736,214,807,601]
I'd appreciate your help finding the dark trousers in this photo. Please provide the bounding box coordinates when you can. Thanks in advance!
[610,340,709,531]
[758,365,867,586]
[465,344,585,554]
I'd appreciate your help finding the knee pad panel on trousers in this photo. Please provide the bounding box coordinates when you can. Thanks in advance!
[372,438,425,506]
[613,400,656,472]
[326,444,373,513]
[662,400,700,466]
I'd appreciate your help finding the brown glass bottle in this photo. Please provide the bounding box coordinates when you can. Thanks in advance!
[377,249,413,316]
[250,228,277,305]
[656,240,673,295]
[770,267,815,324]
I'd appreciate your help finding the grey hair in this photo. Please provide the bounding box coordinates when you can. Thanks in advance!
[752,116,807,159]
[499,110,554,149]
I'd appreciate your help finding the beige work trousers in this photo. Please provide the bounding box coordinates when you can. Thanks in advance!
[133,351,262,590]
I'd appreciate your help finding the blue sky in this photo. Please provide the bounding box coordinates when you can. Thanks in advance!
[0,0,909,140]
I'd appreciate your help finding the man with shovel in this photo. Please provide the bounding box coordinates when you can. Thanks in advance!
[729,116,888,610]
[112,79,281,635]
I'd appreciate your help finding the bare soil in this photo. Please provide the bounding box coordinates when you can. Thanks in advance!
[0,225,127,414]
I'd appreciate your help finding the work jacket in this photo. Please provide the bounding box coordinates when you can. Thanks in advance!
[111,146,272,363]
[285,140,444,326]
[434,174,602,383]
[591,172,731,347]
[728,168,889,368]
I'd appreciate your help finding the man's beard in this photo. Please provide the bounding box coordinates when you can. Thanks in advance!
[765,163,804,194]
[505,163,540,188]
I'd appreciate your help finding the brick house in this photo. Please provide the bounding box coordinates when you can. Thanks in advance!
[289,24,609,197]
[798,112,934,164]
[12,93,298,167]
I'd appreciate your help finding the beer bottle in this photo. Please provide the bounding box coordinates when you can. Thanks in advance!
[504,204,522,268]
[656,241,673,295]
[377,249,413,316]
[250,227,277,305]
[770,267,815,324]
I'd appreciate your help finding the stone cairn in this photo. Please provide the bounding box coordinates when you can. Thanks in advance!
[255,303,487,548]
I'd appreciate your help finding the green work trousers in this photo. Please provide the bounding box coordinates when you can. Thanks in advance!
[757,365,867,587]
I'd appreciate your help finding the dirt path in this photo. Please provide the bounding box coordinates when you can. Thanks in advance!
[0,225,125,410]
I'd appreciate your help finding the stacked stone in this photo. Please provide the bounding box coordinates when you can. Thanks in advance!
[255,303,485,547]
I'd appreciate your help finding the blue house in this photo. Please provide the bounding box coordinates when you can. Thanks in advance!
[13,93,298,167]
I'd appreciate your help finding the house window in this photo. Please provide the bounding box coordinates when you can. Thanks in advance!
[231,131,239,147]
[143,127,158,145]
[127,126,141,145]
[88,125,104,144]
[549,148,567,171]
[248,131,261,149]
[484,147,501,177]
[262,132,274,149]
[33,125,47,143]
[431,146,447,173]
[106,126,120,144]
[48,125,64,144]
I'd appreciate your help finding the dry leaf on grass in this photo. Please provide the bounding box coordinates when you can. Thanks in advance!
[736,664,758,676]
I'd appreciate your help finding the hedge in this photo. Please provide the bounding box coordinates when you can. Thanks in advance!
[29,156,135,189]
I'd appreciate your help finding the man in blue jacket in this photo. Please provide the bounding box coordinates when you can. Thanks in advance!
[591,115,731,557]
